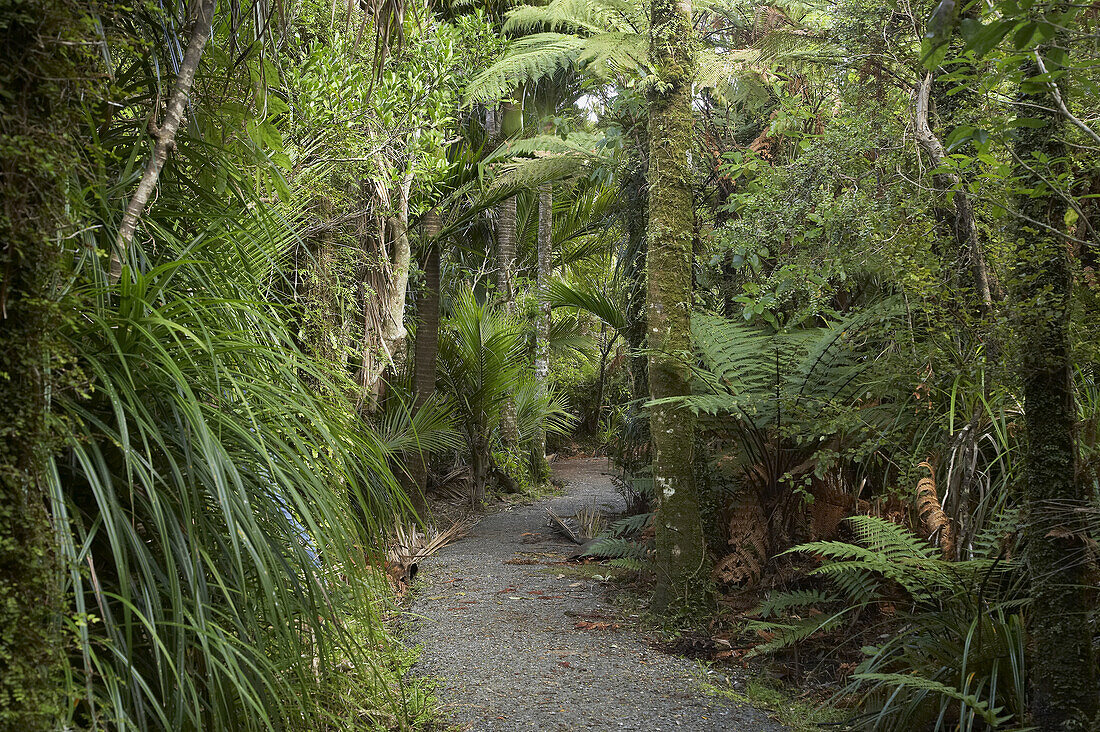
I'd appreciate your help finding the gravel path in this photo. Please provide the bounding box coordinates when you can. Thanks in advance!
[408,457,790,731]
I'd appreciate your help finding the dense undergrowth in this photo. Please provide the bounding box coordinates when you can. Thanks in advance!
[4,0,1100,728]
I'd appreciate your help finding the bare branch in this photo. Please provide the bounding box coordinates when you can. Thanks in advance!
[111,0,216,283]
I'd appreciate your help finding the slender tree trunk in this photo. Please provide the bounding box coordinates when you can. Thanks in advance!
[647,0,709,610]
[1011,47,1098,731]
[494,101,521,447]
[914,73,997,313]
[623,134,650,406]
[408,208,442,516]
[534,182,552,468]
[413,209,442,407]
[470,431,489,506]
[111,0,215,282]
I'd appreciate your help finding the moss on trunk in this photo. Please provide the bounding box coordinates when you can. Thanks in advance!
[0,0,87,725]
[1010,50,1098,731]
[646,0,710,611]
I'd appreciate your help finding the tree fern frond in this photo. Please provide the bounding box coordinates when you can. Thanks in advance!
[583,536,651,561]
[756,589,836,618]
[505,0,640,36]
[465,33,587,102]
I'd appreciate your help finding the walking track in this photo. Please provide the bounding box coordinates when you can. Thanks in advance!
[408,457,791,731]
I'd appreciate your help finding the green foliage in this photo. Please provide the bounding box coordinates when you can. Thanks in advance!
[749,517,1026,730]
[440,288,528,441]
[52,237,416,730]
[0,0,94,725]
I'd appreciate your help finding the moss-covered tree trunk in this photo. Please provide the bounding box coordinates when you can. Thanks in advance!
[622,129,650,407]
[646,0,710,610]
[493,101,522,447]
[1010,46,1098,731]
[0,1,80,725]
[534,182,552,471]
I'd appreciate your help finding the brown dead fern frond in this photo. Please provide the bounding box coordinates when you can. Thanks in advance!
[716,495,768,586]
[916,460,956,560]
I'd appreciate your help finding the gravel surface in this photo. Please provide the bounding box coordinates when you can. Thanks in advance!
[408,457,790,731]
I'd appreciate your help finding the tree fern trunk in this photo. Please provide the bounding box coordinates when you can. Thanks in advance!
[1011,45,1098,730]
[535,182,552,471]
[495,100,521,447]
[408,209,442,517]
[646,0,710,610]
[414,209,442,409]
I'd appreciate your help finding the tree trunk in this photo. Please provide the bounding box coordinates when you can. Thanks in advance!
[623,135,650,406]
[408,208,442,517]
[470,431,490,506]
[0,1,80,724]
[646,0,710,610]
[359,163,415,409]
[534,182,552,469]
[111,0,215,282]
[914,73,998,314]
[1011,49,1098,731]
[494,101,521,447]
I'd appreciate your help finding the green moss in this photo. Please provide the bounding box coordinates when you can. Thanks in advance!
[696,671,848,732]
[0,0,91,726]
[646,0,711,612]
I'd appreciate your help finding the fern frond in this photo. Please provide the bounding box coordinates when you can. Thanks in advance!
[745,607,855,657]
[505,0,640,36]
[756,589,835,618]
[607,557,646,571]
[583,536,651,561]
[465,33,587,102]
[606,512,653,537]
[845,515,938,561]
[851,673,1009,727]
[690,314,775,393]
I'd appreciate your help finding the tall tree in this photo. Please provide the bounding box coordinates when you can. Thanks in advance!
[1011,37,1099,731]
[491,101,522,445]
[535,181,553,465]
[409,208,443,514]
[646,0,710,609]
[0,1,84,725]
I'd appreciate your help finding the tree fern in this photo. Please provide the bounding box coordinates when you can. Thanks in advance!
[748,515,1026,729]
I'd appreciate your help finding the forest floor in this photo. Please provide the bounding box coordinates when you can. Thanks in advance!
[408,456,792,731]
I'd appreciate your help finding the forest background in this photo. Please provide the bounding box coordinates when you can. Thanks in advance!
[2,0,1099,729]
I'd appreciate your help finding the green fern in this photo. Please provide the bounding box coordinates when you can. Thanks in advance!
[746,607,856,657]
[755,588,835,618]
[747,515,1026,729]
[851,673,1010,728]
[606,512,653,537]
[582,536,651,562]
